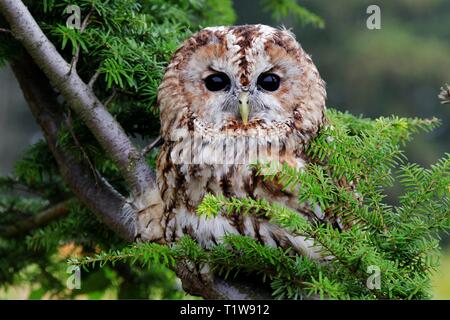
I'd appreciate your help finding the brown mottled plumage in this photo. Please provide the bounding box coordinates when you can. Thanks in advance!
[152,25,327,258]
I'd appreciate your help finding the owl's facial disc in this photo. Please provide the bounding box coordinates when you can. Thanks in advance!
[201,72,284,125]
[158,25,326,138]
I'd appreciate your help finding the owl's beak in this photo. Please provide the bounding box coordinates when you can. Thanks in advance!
[238,91,250,124]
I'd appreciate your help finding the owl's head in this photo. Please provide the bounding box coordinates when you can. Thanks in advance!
[158,24,326,141]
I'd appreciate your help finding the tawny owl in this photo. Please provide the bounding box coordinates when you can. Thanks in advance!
[155,24,326,258]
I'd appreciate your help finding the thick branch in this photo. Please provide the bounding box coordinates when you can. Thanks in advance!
[0,199,72,238]
[10,56,136,241]
[173,262,273,299]
[0,0,154,198]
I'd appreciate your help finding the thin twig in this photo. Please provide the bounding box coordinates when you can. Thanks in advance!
[104,87,117,108]
[142,136,162,156]
[0,27,15,40]
[66,109,99,186]
[69,6,93,74]
[0,27,12,34]
[88,69,101,88]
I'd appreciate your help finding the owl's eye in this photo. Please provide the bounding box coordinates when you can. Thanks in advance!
[204,73,231,91]
[257,73,281,92]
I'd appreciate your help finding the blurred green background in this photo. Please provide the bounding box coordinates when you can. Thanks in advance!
[0,0,449,298]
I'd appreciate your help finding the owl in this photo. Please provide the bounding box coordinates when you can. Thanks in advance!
[154,24,327,259]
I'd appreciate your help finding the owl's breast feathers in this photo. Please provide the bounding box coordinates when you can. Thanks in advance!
[155,120,325,258]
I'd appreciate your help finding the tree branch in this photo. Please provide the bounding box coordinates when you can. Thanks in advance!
[103,87,117,108]
[88,69,101,88]
[142,136,162,156]
[69,6,93,74]
[0,27,11,34]
[0,0,155,199]
[173,262,273,299]
[10,56,137,241]
[65,109,100,186]
[0,199,72,238]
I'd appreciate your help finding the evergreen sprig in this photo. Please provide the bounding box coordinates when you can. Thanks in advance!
[194,110,449,299]
[261,0,325,28]
[68,109,448,300]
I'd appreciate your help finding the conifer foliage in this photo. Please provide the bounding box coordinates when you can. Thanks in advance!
[0,0,448,299]
[72,111,450,299]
